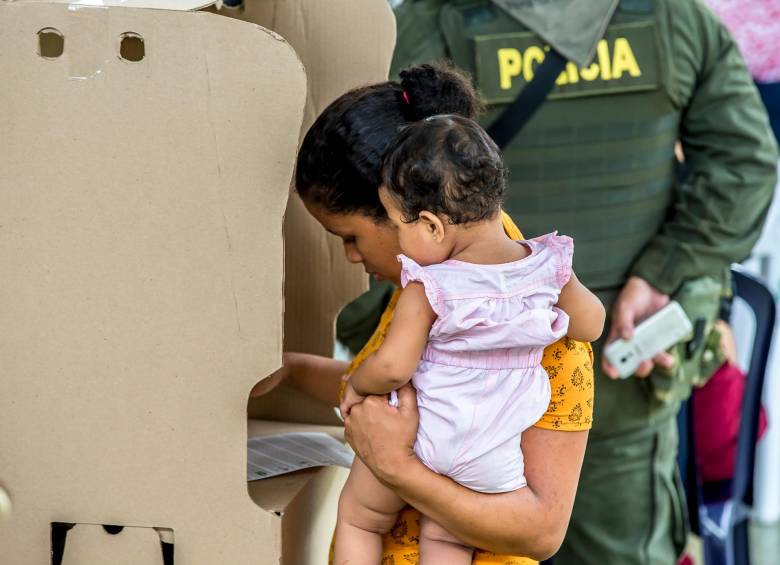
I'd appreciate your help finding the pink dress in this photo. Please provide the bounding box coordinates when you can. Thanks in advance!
[398,233,573,493]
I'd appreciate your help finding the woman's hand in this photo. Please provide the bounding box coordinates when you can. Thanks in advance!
[250,353,349,407]
[339,379,365,417]
[250,353,297,397]
[344,384,419,485]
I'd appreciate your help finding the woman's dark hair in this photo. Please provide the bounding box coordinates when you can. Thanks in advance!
[381,115,505,225]
[295,63,483,220]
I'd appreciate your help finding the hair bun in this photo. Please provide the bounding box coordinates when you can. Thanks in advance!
[399,63,484,121]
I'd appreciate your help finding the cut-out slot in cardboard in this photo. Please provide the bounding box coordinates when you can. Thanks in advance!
[119,32,144,62]
[52,523,174,565]
[37,26,63,58]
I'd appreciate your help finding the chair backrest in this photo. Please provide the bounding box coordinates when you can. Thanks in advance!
[730,266,776,508]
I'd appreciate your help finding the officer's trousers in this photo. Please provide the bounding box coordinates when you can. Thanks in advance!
[555,416,689,565]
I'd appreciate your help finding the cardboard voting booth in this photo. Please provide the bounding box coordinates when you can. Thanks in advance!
[0,0,395,563]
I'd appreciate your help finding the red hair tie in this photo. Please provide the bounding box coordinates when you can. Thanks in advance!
[402,90,410,105]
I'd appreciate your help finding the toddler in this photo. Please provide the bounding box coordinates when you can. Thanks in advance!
[335,114,605,564]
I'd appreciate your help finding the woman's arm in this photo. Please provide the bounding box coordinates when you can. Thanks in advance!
[349,283,435,395]
[557,272,606,343]
[251,352,348,408]
[345,386,587,560]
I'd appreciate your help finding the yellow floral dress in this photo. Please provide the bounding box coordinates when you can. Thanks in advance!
[334,212,595,565]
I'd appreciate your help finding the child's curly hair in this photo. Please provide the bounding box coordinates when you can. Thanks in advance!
[381,114,505,225]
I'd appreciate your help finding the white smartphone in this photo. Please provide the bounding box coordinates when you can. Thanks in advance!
[604,301,693,379]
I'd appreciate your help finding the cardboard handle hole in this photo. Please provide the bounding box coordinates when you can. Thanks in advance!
[50,522,76,565]
[119,33,144,62]
[50,523,174,564]
[162,540,175,565]
[38,28,64,59]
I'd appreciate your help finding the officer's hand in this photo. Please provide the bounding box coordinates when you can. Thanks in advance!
[602,276,675,379]
[715,319,737,365]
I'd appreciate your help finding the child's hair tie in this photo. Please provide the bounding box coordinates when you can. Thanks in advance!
[402,90,411,106]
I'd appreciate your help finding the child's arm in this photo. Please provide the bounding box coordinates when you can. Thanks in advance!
[556,272,606,343]
[350,282,436,395]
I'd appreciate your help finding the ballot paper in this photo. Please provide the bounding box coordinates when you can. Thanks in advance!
[247,432,355,481]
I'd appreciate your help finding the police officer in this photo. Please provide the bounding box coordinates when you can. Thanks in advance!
[355,1,778,563]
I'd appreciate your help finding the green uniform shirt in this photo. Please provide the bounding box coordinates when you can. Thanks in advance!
[376,4,778,562]
[385,0,778,435]
[391,0,778,297]
[626,0,777,295]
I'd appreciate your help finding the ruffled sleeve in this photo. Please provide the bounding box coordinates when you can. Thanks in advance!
[398,255,444,316]
[532,232,574,289]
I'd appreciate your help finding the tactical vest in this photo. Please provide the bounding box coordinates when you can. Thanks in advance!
[399,0,680,304]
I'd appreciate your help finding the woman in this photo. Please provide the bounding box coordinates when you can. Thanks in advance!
[253,63,594,564]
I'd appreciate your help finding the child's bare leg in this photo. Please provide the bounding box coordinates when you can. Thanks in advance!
[334,457,407,565]
[419,515,474,565]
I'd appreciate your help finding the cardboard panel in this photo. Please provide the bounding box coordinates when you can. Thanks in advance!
[282,466,349,565]
[246,419,344,513]
[0,4,305,564]
[276,0,395,357]
[225,0,396,423]
[246,421,348,565]
[247,467,349,565]
[211,0,396,357]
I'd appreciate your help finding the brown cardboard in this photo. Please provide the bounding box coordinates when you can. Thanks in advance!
[13,0,397,389]
[246,420,350,564]
[0,1,396,563]
[0,3,305,563]
[220,0,397,424]
[205,0,396,360]
[273,0,396,357]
